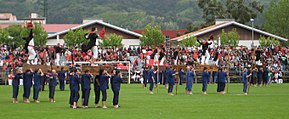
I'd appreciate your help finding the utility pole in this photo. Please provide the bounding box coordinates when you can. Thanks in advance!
[43,0,48,22]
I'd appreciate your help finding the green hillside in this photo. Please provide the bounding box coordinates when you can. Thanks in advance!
[0,0,274,30]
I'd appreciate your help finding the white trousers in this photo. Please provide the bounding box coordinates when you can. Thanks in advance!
[55,53,60,66]
[92,46,98,59]
[201,50,210,65]
[160,57,165,65]
[8,80,12,85]
[256,60,262,66]
[174,56,178,65]
[28,46,36,60]
[278,79,283,84]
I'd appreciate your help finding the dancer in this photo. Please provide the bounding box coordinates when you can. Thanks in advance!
[23,29,36,65]
[197,35,213,65]
[84,27,99,65]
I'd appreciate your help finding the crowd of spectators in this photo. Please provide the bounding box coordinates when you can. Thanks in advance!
[0,43,287,84]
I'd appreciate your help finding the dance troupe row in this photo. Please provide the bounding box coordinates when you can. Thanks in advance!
[143,66,251,95]
[11,67,122,109]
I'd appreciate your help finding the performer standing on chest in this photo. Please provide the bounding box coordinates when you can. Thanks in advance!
[197,35,213,65]
[54,43,62,66]
[23,29,36,65]
[84,27,99,65]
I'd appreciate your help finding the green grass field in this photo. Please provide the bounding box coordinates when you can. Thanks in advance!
[0,83,289,119]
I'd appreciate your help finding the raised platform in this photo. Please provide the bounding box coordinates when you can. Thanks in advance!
[23,64,218,75]
[23,64,114,75]
[158,65,218,72]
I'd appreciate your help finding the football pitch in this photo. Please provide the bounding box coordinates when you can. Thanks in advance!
[0,83,288,119]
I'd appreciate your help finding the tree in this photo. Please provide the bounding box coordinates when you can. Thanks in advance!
[140,24,165,47]
[100,34,123,48]
[186,23,198,33]
[263,0,289,41]
[33,23,48,47]
[6,25,28,47]
[0,28,10,44]
[179,36,200,47]
[227,28,240,47]
[220,29,240,47]
[198,0,264,25]
[63,29,89,48]
[198,0,227,25]
[259,36,280,48]
[6,24,48,47]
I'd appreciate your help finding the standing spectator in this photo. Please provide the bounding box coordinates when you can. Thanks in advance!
[202,67,210,94]
[168,66,176,96]
[48,70,57,103]
[70,69,80,109]
[179,68,185,85]
[148,66,156,94]
[23,69,33,103]
[217,68,227,94]
[33,69,44,103]
[252,67,257,86]
[12,69,22,103]
[257,68,264,86]
[81,70,92,108]
[111,70,123,108]
[185,66,195,95]
[99,69,111,108]
[242,68,251,95]
[142,67,148,88]
[58,67,66,91]
[263,68,269,86]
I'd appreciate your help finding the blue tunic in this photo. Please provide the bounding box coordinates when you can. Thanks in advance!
[58,70,65,81]
[13,73,22,86]
[34,73,42,88]
[179,70,185,80]
[202,72,210,83]
[242,72,248,83]
[111,75,122,91]
[99,74,110,90]
[218,71,227,83]
[143,70,148,80]
[148,70,155,83]
[81,74,91,90]
[186,70,194,91]
[23,72,33,87]
[70,74,80,92]
[252,70,257,78]
[242,72,249,93]
[202,71,210,92]
[48,74,57,87]
[168,70,175,85]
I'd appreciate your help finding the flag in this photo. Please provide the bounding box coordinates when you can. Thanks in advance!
[99,27,106,39]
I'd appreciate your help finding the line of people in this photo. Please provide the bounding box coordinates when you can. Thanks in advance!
[12,68,58,103]
[69,68,123,109]
[141,66,251,95]
[11,67,123,109]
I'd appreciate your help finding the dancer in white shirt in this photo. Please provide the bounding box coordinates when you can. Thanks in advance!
[23,29,36,65]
